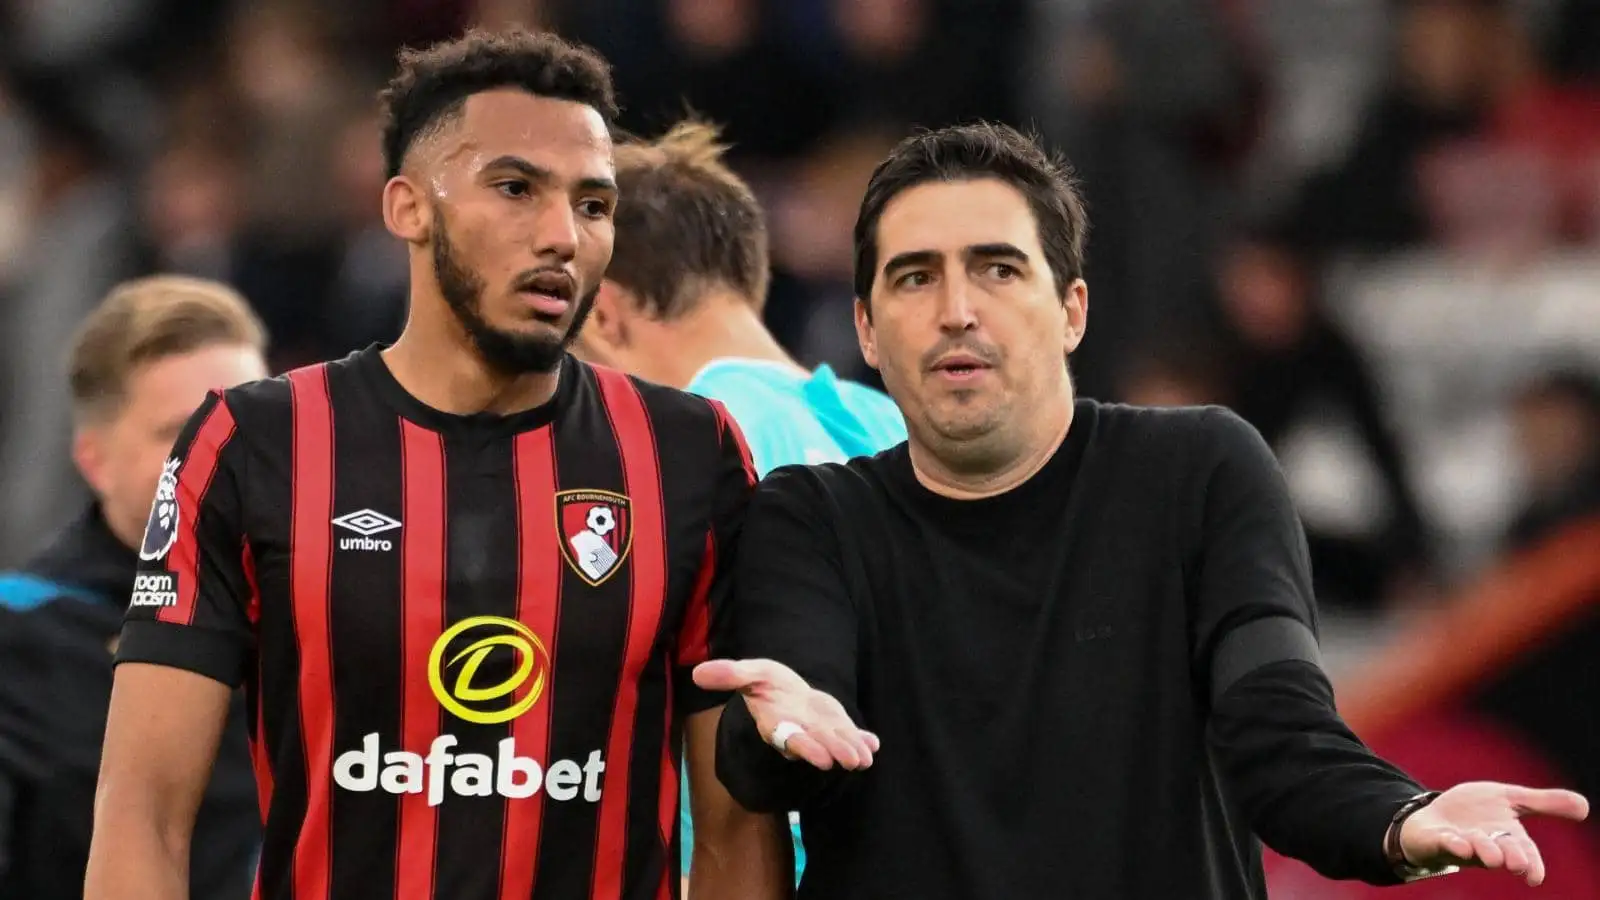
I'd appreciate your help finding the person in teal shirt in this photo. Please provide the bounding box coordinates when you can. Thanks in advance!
[573,119,906,891]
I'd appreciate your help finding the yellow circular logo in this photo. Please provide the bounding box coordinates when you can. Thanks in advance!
[427,616,550,725]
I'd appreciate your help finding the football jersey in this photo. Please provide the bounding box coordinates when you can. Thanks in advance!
[116,346,755,900]
[678,357,906,878]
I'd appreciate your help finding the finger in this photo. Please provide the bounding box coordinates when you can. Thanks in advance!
[692,659,757,692]
[814,729,862,769]
[1426,828,1474,862]
[834,726,874,769]
[1508,787,1590,822]
[1525,836,1547,887]
[1496,834,1531,879]
[694,658,804,693]
[1465,830,1505,869]
[782,731,835,770]
[862,731,881,753]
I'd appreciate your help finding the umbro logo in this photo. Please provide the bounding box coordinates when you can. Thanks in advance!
[333,509,402,552]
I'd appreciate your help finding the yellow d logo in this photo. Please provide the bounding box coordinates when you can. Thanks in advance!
[427,616,550,725]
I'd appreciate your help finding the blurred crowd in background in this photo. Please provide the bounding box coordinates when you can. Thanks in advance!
[0,0,1597,893]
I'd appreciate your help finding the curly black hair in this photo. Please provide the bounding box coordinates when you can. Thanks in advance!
[378,27,618,179]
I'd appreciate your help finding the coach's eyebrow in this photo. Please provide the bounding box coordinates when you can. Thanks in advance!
[882,250,942,280]
[964,243,1031,265]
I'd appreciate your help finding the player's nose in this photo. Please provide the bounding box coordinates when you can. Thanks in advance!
[531,199,579,262]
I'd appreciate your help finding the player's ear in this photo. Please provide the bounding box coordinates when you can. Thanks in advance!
[854,297,879,370]
[1062,278,1088,355]
[72,426,110,498]
[382,174,431,244]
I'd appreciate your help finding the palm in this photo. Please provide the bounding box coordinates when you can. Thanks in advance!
[693,658,879,771]
[1400,782,1589,887]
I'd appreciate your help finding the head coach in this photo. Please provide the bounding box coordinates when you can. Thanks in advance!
[694,122,1590,899]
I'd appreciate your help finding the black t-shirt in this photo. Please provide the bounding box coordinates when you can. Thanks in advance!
[117,346,754,900]
[0,508,257,900]
[716,400,1424,899]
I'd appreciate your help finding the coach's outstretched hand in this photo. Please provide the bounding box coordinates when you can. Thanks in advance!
[1398,782,1589,886]
[694,658,880,771]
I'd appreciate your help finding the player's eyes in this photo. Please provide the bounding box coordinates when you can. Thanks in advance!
[985,263,1020,280]
[495,180,530,198]
[894,271,934,289]
[577,198,612,219]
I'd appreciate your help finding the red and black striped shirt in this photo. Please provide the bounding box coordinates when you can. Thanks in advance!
[117,346,756,900]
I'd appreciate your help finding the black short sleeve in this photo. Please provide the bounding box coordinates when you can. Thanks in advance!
[115,391,255,687]
[674,399,757,714]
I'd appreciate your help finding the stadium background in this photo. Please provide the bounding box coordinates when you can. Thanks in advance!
[0,0,1596,895]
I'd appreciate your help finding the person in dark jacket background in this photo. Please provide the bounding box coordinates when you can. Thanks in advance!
[0,275,267,900]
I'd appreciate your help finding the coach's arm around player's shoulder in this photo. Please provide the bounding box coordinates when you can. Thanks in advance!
[85,391,258,900]
[1191,408,1587,887]
[693,465,879,814]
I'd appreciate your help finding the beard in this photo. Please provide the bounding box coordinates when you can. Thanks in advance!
[433,215,597,375]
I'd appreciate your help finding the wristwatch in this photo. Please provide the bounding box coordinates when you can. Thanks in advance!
[1384,791,1460,882]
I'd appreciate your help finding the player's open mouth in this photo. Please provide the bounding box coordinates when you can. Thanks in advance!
[515,271,575,316]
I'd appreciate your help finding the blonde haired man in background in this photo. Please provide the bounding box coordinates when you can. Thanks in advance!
[0,275,267,900]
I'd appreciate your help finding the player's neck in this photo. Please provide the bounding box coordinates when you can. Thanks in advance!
[384,312,560,417]
[639,293,805,389]
[909,382,1075,500]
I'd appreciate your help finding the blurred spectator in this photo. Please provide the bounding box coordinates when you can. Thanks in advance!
[0,71,136,564]
[1024,0,1264,400]
[1544,0,1600,86]
[321,105,408,352]
[136,136,246,284]
[1209,229,1435,612]
[1414,0,1600,257]
[765,127,899,385]
[581,0,834,164]
[823,0,1022,133]
[1502,366,1600,551]
[1291,0,1501,254]
[1118,340,1230,409]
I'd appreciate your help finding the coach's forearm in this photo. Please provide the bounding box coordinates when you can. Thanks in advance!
[83,802,191,900]
[715,699,847,813]
[1209,661,1420,884]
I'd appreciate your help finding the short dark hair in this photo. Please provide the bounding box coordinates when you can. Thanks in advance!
[852,122,1088,310]
[608,120,770,317]
[379,27,619,179]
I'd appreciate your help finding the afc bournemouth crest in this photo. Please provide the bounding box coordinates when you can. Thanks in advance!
[556,489,632,586]
[139,458,182,562]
